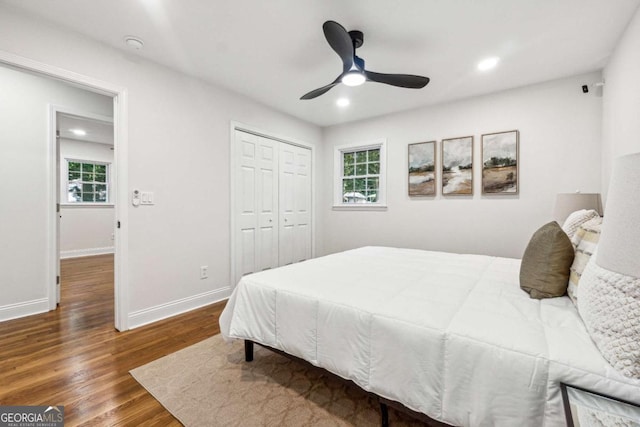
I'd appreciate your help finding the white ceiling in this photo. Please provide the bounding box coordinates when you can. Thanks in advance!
[4,0,639,127]
[58,114,114,145]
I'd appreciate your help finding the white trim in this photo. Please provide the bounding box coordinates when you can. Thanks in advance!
[333,139,387,209]
[0,49,130,331]
[128,288,231,329]
[60,247,115,259]
[229,121,316,289]
[0,298,50,323]
[61,203,114,208]
[332,205,388,211]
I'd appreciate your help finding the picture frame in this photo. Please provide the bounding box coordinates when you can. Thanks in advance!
[408,141,436,196]
[442,136,473,195]
[481,130,519,194]
[560,383,640,427]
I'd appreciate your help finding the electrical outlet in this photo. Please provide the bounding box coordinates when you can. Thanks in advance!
[200,266,208,280]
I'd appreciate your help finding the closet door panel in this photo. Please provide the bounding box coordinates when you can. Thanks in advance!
[279,144,296,266]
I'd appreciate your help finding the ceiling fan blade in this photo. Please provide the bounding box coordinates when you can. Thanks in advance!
[323,20,354,73]
[365,71,430,89]
[300,77,341,100]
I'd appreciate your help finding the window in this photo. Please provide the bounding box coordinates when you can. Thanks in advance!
[334,140,386,209]
[67,160,110,203]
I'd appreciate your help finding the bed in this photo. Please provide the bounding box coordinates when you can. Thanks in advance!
[219,246,640,426]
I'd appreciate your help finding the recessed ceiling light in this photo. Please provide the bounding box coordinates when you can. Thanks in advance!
[124,36,144,50]
[477,57,500,71]
[336,98,350,107]
[70,129,86,136]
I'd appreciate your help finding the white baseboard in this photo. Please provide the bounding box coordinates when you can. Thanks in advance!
[128,287,231,329]
[0,298,50,323]
[60,246,114,259]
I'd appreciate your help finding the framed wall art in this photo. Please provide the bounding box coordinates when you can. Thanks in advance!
[442,136,473,195]
[481,130,519,194]
[408,141,436,196]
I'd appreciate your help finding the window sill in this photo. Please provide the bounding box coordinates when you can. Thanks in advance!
[61,203,114,208]
[332,204,388,211]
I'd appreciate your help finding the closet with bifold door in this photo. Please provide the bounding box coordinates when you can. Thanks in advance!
[233,129,312,285]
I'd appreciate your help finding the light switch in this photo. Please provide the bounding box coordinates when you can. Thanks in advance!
[140,191,155,205]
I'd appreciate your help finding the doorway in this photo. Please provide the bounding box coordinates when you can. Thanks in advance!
[0,50,129,330]
[55,111,115,308]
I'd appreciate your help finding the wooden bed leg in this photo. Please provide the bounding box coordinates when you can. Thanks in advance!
[244,340,254,362]
[380,402,389,427]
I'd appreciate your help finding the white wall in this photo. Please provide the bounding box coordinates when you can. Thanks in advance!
[602,5,640,201]
[60,138,115,258]
[321,72,603,259]
[0,65,113,320]
[0,6,322,326]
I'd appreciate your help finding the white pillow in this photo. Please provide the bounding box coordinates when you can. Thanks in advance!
[567,218,602,305]
[578,257,640,380]
[562,209,600,240]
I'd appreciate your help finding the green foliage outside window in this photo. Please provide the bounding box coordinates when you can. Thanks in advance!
[342,148,380,203]
[67,161,109,203]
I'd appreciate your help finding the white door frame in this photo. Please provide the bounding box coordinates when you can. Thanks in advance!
[229,121,316,288]
[0,50,130,331]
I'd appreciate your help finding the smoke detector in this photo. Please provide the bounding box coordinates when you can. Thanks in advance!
[124,36,144,50]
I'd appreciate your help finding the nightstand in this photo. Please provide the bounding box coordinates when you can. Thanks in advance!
[561,383,640,426]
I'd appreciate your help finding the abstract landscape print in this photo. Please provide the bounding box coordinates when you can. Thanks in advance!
[442,136,473,195]
[408,141,436,196]
[482,130,519,194]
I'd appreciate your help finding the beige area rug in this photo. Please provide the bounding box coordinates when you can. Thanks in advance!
[130,334,429,426]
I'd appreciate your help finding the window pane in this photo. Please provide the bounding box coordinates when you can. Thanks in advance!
[355,178,366,191]
[82,183,94,193]
[95,173,106,183]
[368,163,380,174]
[83,172,95,182]
[367,177,379,190]
[356,164,367,175]
[342,178,354,192]
[82,192,95,202]
[68,183,81,202]
[368,149,380,161]
[95,164,106,174]
[82,163,94,173]
[95,184,107,202]
[68,162,81,172]
[368,192,378,203]
[355,151,367,163]
[343,163,355,176]
[343,153,354,165]
[69,171,81,180]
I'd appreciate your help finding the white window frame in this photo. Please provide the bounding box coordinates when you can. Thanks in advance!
[65,158,112,205]
[333,139,387,210]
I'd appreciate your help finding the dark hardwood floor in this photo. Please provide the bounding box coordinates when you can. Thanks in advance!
[0,254,225,426]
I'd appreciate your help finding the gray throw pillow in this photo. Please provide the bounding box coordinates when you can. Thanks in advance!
[520,221,575,299]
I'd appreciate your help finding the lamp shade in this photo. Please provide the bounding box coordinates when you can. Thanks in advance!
[596,152,640,278]
[553,193,603,224]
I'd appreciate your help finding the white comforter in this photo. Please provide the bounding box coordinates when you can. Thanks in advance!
[220,247,640,426]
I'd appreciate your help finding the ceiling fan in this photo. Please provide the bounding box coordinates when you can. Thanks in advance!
[300,20,430,100]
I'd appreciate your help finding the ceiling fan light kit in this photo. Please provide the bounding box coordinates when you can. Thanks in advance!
[342,71,366,86]
[300,20,430,100]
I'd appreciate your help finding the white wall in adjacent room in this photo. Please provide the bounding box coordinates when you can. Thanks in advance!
[0,5,322,326]
[321,72,603,259]
[0,65,113,320]
[602,4,640,201]
[60,138,115,258]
